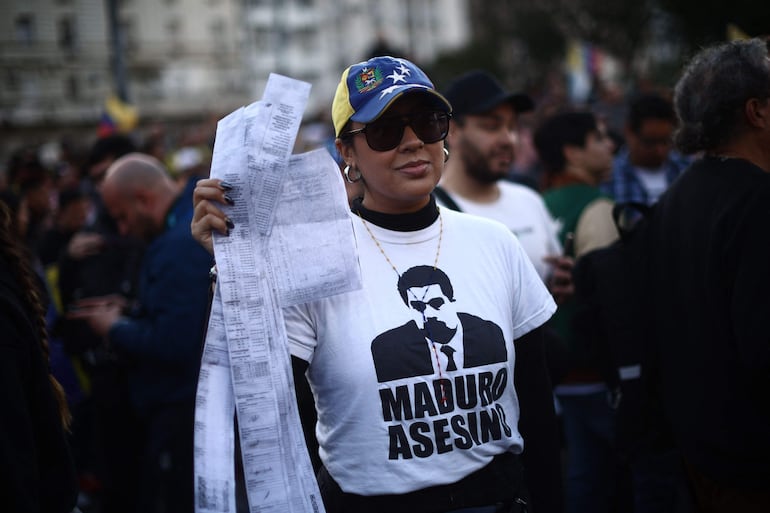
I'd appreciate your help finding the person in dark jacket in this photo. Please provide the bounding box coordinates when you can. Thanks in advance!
[0,197,78,513]
[55,136,145,513]
[536,111,620,513]
[649,37,770,512]
[71,153,212,513]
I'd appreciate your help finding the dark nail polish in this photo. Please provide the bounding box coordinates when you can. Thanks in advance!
[220,181,233,191]
[225,227,230,237]
[224,194,234,206]
[225,217,235,230]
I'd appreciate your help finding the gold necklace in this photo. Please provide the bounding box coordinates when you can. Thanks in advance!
[356,208,443,276]
[357,208,452,404]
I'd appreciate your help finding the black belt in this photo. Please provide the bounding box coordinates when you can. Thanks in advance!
[317,452,528,513]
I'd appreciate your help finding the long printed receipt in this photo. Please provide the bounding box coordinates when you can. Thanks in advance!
[194,74,361,513]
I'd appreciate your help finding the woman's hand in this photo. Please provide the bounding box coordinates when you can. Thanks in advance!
[191,179,234,255]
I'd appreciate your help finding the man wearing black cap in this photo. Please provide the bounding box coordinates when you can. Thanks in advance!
[438,69,567,513]
[438,70,567,293]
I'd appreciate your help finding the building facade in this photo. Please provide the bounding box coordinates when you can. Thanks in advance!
[1,0,470,130]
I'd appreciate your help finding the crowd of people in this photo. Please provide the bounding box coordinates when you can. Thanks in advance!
[2,37,769,513]
[0,130,214,513]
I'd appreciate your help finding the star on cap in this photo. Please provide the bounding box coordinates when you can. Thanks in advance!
[379,85,402,99]
[396,63,411,76]
[387,70,406,84]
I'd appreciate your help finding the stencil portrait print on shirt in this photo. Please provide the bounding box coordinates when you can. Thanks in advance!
[370,265,508,382]
[370,265,513,460]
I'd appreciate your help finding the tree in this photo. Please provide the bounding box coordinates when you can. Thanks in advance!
[429,0,770,101]
[658,0,770,50]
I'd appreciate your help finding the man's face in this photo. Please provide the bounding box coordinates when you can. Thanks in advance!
[89,158,113,191]
[452,103,519,184]
[626,118,675,169]
[16,197,30,237]
[25,178,54,220]
[102,185,159,242]
[573,125,616,184]
[59,198,91,233]
[406,284,459,343]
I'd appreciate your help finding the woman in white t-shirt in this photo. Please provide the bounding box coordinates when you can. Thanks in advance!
[192,56,561,513]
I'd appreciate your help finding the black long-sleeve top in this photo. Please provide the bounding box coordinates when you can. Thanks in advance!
[650,156,770,489]
[0,254,78,513]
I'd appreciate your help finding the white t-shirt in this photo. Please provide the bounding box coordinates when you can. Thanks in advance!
[634,166,668,203]
[437,181,562,280]
[285,209,556,495]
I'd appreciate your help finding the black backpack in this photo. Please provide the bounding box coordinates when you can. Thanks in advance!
[571,202,672,461]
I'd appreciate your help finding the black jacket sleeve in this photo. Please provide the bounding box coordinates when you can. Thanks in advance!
[292,356,321,473]
[514,325,563,513]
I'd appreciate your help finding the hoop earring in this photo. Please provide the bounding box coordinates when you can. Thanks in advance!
[344,164,363,183]
[443,147,450,163]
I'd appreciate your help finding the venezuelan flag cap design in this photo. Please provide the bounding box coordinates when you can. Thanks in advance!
[331,56,451,137]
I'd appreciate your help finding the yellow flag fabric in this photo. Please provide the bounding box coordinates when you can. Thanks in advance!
[98,94,139,136]
[727,23,750,41]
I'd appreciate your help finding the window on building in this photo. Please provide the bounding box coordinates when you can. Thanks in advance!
[5,69,20,92]
[167,19,183,54]
[296,28,316,52]
[58,16,77,52]
[66,75,80,100]
[119,18,138,52]
[211,19,227,53]
[253,27,271,49]
[427,0,439,31]
[88,72,101,90]
[15,14,36,45]
[167,19,180,36]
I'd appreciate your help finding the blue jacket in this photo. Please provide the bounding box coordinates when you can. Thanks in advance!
[109,179,212,413]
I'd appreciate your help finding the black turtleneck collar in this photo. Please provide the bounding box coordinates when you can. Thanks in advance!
[351,195,439,232]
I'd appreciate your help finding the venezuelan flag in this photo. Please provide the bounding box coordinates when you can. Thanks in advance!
[727,23,750,41]
[98,94,139,137]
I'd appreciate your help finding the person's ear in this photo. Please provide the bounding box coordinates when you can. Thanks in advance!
[445,120,461,150]
[745,97,770,129]
[133,188,154,211]
[563,144,582,167]
[336,138,354,165]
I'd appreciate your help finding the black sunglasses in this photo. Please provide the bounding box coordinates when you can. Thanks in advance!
[637,134,673,148]
[410,297,446,313]
[343,111,451,152]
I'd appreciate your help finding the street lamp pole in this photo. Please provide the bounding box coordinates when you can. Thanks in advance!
[105,0,130,102]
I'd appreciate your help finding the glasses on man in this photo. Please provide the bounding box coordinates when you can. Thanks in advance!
[409,297,445,313]
[637,134,673,148]
[342,111,451,152]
